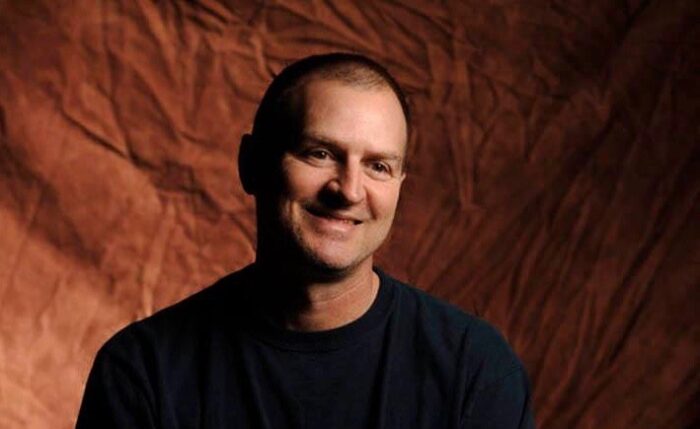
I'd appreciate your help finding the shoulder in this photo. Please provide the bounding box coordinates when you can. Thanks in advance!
[379,270,533,423]
[379,268,524,377]
[97,266,252,359]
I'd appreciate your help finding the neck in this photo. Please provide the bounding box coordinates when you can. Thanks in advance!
[251,257,379,332]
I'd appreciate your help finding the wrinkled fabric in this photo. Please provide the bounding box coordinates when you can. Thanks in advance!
[0,1,697,428]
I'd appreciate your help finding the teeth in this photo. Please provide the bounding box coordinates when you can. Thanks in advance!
[311,210,359,224]
[322,215,354,224]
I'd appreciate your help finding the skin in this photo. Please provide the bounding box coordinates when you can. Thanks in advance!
[243,78,407,331]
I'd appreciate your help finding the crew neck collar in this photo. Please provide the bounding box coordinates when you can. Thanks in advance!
[239,267,396,352]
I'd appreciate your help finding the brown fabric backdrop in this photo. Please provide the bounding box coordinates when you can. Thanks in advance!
[0,1,698,428]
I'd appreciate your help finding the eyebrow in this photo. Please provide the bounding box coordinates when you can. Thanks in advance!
[300,133,404,163]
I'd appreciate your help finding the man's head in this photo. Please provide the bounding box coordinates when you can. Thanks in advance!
[240,53,409,277]
[249,53,411,162]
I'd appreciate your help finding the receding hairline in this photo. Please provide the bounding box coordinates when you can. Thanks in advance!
[252,53,411,139]
[295,64,395,91]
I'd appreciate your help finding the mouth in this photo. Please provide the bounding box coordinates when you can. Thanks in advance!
[306,207,363,225]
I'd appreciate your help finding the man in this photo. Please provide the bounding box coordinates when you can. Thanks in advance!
[77,53,536,428]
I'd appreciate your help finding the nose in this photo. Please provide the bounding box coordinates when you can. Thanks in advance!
[326,161,366,205]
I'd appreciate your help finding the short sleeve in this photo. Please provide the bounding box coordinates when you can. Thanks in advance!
[460,364,535,429]
[75,338,156,428]
[458,319,536,429]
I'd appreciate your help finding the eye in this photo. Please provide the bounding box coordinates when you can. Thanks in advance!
[297,147,338,167]
[307,149,332,160]
[371,162,389,173]
[368,161,393,178]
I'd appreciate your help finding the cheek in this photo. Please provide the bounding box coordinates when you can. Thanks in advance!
[370,185,402,218]
[281,163,329,200]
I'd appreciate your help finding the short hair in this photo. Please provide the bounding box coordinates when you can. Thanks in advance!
[251,53,411,159]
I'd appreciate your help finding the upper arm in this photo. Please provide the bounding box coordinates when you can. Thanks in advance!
[460,364,535,429]
[457,319,536,429]
[76,339,157,429]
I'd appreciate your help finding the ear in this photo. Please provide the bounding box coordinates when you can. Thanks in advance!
[238,133,258,195]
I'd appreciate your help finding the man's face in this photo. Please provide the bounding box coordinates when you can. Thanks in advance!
[258,79,407,274]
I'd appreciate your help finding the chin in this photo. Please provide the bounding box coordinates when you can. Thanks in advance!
[298,244,372,277]
[303,252,360,274]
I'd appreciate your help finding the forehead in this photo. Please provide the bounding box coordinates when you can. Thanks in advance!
[290,79,408,155]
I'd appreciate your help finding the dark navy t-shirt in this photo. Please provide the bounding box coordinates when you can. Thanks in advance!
[76,266,535,428]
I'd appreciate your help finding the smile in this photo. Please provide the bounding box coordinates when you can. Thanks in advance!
[306,207,363,226]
